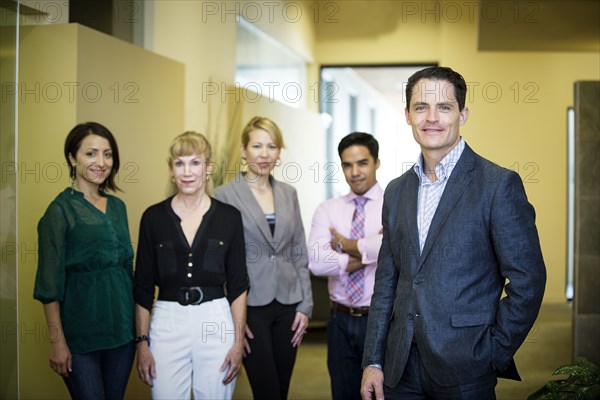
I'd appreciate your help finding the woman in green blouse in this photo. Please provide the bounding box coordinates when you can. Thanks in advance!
[34,122,135,400]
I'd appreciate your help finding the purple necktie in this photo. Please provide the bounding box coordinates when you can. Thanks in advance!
[346,196,367,302]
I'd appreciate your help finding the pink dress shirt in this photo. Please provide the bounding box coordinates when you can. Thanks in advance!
[308,183,383,307]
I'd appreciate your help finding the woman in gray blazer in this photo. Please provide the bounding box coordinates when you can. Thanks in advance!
[214,116,313,400]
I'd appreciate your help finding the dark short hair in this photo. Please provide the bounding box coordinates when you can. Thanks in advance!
[338,132,379,161]
[405,66,467,111]
[64,122,121,192]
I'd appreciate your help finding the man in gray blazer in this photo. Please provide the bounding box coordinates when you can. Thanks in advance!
[360,67,546,399]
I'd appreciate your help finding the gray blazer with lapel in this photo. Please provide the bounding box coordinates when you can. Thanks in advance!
[214,173,313,317]
[362,144,546,386]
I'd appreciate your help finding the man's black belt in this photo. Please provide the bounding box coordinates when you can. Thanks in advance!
[331,300,369,317]
[158,286,225,306]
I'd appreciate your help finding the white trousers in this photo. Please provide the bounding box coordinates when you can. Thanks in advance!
[149,298,237,400]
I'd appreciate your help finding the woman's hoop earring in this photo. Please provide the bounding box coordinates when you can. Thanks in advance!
[275,158,282,167]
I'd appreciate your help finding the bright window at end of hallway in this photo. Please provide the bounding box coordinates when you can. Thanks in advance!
[235,18,307,109]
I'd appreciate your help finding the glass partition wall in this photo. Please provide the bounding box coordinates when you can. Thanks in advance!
[0,1,20,397]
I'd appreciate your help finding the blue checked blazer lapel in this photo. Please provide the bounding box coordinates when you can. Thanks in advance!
[405,172,421,272]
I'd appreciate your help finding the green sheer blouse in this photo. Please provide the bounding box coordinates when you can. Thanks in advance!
[34,188,135,353]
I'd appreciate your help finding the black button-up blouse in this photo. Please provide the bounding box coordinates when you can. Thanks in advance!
[134,197,249,311]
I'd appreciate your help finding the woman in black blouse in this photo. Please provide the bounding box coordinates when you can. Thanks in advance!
[134,132,248,399]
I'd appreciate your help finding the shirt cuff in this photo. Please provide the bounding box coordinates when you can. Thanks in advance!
[357,238,366,263]
[337,252,350,277]
[359,234,383,265]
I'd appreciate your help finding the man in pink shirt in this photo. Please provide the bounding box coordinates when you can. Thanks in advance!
[308,132,383,400]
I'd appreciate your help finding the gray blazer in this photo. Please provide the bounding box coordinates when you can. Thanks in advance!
[214,173,313,317]
[362,144,546,386]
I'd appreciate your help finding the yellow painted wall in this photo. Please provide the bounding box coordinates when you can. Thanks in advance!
[18,23,184,399]
[315,2,600,304]
[149,0,237,133]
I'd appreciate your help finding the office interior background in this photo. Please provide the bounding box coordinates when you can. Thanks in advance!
[1,0,598,398]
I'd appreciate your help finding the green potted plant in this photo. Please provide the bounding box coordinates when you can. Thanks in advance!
[528,357,600,399]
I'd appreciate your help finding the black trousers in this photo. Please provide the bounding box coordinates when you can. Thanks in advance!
[243,300,298,400]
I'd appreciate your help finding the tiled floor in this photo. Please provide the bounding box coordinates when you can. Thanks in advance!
[233,303,572,400]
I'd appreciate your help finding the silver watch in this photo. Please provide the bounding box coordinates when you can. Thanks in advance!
[336,239,344,253]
